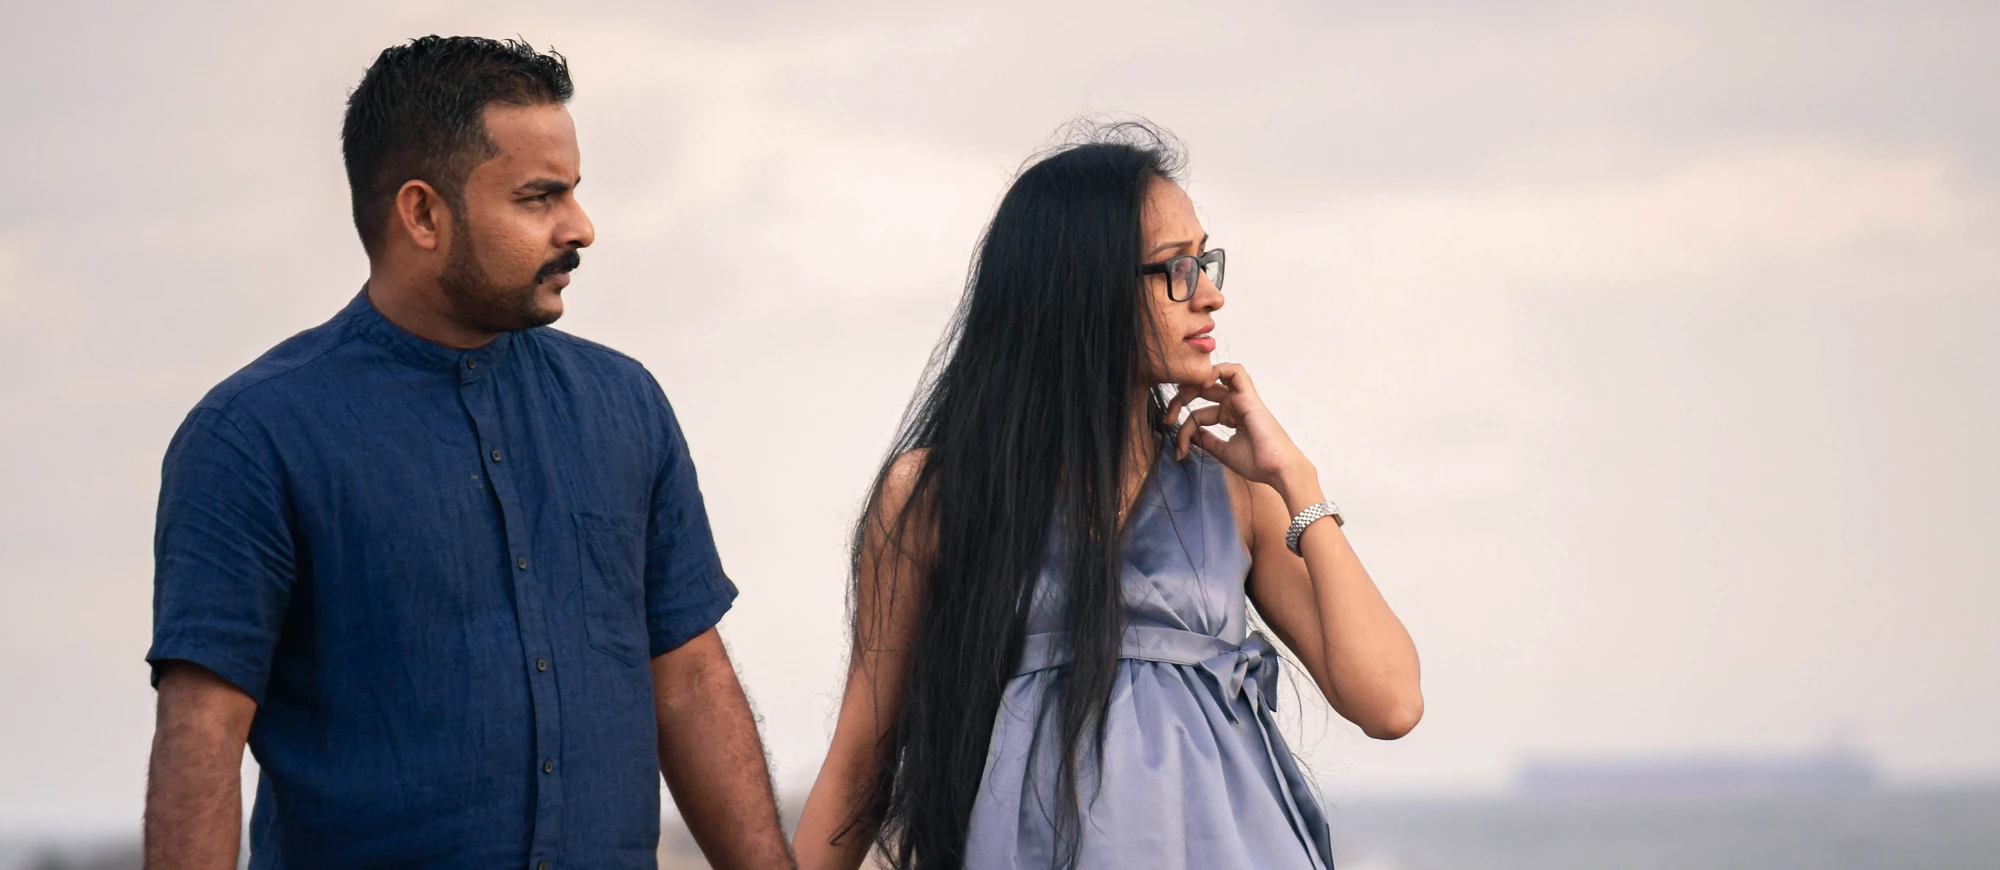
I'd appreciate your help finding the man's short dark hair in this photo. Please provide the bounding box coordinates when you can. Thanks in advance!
[341,36,574,256]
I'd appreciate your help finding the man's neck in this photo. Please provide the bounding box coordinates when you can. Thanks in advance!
[364,271,497,350]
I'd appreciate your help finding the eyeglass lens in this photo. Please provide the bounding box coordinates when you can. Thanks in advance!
[1170,258,1200,301]
[1165,253,1226,301]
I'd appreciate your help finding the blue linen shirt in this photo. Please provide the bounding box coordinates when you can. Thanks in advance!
[147,290,736,869]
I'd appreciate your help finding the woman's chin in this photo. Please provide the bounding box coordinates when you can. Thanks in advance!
[1151,361,1214,387]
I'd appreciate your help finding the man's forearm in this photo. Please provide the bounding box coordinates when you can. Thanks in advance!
[146,663,255,869]
[654,630,794,870]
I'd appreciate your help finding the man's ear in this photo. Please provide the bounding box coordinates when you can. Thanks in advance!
[392,180,451,253]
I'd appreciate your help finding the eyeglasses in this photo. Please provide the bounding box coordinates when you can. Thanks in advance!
[1138,248,1226,302]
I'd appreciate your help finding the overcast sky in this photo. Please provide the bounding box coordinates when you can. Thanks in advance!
[3,0,1997,835]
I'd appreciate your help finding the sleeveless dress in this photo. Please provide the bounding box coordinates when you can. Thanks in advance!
[964,446,1335,869]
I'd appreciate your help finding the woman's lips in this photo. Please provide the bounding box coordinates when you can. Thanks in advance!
[1186,325,1215,353]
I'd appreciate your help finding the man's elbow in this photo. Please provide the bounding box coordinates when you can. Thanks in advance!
[651,628,743,709]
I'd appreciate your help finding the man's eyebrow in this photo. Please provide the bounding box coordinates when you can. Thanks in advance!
[518,178,574,195]
[1146,233,1207,258]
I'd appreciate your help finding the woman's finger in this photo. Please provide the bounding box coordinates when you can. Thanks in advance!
[1185,404,1227,428]
[1176,405,1226,457]
[1195,379,1233,404]
[1191,425,1227,456]
[1179,409,1235,458]
[1164,383,1201,422]
[1210,363,1258,400]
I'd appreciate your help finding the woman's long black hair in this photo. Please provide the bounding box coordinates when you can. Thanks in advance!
[846,122,1186,869]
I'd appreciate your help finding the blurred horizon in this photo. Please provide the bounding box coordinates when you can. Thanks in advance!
[10,780,2000,869]
[3,0,1997,855]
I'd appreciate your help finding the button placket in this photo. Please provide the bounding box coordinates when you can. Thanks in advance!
[458,370,562,856]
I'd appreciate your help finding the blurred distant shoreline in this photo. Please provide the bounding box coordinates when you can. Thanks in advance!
[9,781,2000,870]
[1513,745,1879,799]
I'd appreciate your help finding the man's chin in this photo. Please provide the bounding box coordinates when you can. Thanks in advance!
[520,303,563,330]
[498,281,563,329]
[479,296,562,333]
[529,288,565,326]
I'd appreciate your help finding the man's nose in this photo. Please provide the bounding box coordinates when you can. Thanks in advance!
[561,202,595,249]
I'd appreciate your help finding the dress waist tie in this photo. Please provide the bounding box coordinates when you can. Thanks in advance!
[1011,625,1331,869]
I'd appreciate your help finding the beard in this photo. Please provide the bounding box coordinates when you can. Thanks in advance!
[438,215,580,334]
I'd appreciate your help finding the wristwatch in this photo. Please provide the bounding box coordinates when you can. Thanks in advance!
[1285,500,1343,556]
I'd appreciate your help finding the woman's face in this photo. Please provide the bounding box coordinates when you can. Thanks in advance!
[1138,178,1225,386]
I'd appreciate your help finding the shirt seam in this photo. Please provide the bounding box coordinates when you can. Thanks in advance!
[186,407,290,498]
[197,329,370,418]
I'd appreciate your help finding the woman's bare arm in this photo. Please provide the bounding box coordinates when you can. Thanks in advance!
[1235,470,1424,739]
[1170,363,1421,740]
[794,452,931,870]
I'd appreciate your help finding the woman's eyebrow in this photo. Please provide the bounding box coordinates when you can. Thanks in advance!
[1146,233,1208,258]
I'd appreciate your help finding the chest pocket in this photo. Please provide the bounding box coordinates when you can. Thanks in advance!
[574,511,649,666]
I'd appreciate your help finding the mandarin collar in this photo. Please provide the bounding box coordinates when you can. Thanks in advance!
[343,287,518,375]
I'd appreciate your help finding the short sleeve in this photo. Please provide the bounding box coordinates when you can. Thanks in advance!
[641,379,737,656]
[146,408,296,703]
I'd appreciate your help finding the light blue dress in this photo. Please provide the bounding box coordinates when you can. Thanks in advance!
[965,446,1334,868]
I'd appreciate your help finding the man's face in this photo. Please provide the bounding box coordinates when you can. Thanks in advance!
[438,102,594,333]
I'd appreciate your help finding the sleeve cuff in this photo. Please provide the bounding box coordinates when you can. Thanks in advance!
[647,572,739,658]
[146,647,270,706]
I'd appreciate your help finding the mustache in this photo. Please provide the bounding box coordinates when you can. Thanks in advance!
[536,249,582,281]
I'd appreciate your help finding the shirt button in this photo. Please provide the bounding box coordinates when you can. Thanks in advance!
[543,759,555,774]
[517,556,529,570]
[490,449,503,462]
[538,862,549,870]
[536,657,548,672]
[466,358,477,370]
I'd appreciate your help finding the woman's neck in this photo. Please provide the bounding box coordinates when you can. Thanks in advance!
[1119,386,1162,520]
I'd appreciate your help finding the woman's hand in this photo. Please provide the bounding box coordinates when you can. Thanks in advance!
[1166,363,1318,502]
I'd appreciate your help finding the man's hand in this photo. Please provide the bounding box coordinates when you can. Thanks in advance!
[654,628,796,869]
[146,661,257,869]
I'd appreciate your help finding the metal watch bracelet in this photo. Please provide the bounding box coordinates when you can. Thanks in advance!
[1284,500,1343,556]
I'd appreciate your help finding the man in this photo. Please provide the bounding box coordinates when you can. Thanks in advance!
[144,37,793,869]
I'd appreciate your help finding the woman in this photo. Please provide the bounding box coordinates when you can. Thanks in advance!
[794,124,1423,870]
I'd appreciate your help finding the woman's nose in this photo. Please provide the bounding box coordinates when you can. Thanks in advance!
[1193,275,1223,311]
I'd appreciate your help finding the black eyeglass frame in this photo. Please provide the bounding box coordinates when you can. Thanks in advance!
[1139,248,1226,302]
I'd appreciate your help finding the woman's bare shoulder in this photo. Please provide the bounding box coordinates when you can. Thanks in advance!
[876,448,932,508]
